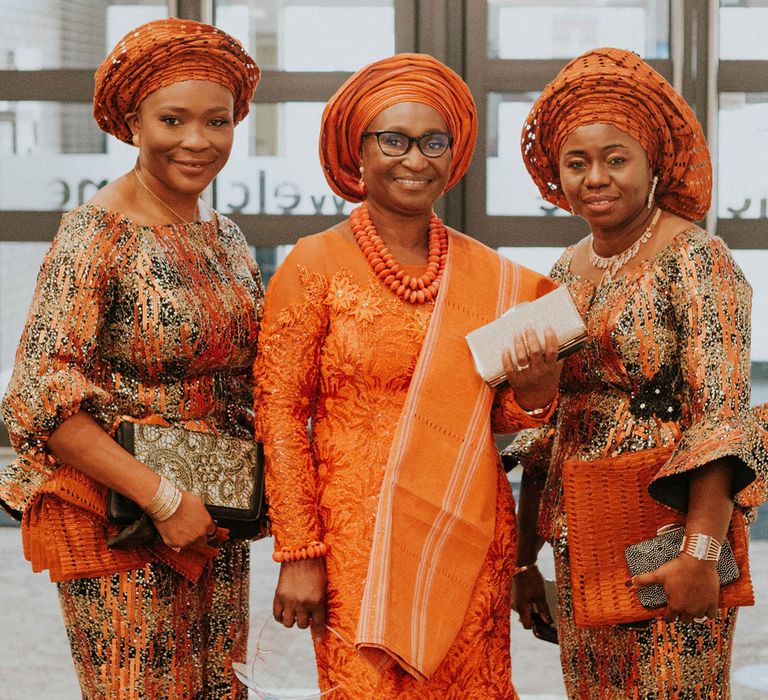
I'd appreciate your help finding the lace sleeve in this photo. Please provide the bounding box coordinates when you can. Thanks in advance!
[253,237,330,552]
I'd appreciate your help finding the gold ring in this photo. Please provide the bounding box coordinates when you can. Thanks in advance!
[517,362,530,371]
[693,616,707,624]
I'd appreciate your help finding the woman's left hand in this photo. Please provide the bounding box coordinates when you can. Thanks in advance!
[631,554,720,623]
[502,326,561,412]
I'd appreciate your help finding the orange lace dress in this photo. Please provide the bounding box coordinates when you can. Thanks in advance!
[505,229,768,699]
[254,228,550,698]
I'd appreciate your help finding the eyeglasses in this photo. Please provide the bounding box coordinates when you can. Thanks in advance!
[361,130,453,158]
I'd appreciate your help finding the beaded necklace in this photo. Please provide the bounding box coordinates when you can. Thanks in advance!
[589,208,661,284]
[350,201,448,304]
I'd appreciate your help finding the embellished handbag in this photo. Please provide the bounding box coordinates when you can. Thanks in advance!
[107,421,267,540]
[625,524,741,609]
[562,446,754,627]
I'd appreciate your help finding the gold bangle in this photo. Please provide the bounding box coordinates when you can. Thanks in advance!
[514,562,538,576]
[521,395,556,417]
[145,475,182,522]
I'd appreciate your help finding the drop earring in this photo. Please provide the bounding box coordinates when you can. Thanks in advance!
[358,165,365,186]
[132,133,141,148]
[646,175,658,209]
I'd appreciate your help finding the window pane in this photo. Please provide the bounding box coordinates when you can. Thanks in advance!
[487,0,669,59]
[486,92,569,217]
[0,102,136,211]
[731,251,768,363]
[214,0,395,71]
[0,1,166,70]
[718,93,768,220]
[215,102,355,217]
[0,243,49,397]
[720,1,768,60]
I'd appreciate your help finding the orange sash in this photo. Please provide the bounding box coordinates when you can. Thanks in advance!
[356,230,551,680]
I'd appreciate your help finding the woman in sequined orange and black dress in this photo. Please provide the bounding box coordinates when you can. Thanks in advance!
[0,19,263,700]
[505,48,768,699]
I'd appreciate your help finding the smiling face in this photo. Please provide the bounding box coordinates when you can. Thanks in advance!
[126,79,235,200]
[359,101,452,218]
[558,123,654,235]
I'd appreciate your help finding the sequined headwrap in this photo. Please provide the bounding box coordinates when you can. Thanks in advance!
[521,47,711,221]
[93,18,260,144]
[320,53,478,202]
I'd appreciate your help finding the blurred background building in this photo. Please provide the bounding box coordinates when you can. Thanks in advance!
[1,0,766,443]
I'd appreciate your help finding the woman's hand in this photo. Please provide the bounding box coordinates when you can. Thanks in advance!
[153,490,220,551]
[502,326,562,411]
[273,558,327,640]
[631,554,720,623]
[511,566,553,630]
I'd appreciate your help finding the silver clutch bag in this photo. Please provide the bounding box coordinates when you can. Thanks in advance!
[465,286,587,387]
[107,421,266,540]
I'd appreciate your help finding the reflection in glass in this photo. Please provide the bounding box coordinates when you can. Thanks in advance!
[0,102,134,211]
[486,92,569,217]
[216,102,353,217]
[720,1,768,60]
[0,243,49,396]
[486,0,669,59]
[214,0,395,71]
[0,1,166,70]
[718,93,768,220]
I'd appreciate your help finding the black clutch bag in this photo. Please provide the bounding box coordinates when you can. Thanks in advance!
[624,524,739,609]
[107,421,267,540]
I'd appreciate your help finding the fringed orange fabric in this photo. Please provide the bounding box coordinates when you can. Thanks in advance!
[521,47,711,222]
[320,53,477,202]
[355,230,555,681]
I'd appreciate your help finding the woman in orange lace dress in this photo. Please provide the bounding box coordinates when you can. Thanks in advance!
[506,48,768,699]
[0,20,262,699]
[254,54,561,698]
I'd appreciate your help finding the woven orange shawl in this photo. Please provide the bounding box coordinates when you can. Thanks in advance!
[356,231,553,681]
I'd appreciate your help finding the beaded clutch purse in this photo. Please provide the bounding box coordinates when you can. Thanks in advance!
[625,525,740,609]
[107,421,266,540]
[465,286,587,387]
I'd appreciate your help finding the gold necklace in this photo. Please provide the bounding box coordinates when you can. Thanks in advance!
[589,208,661,284]
[133,166,199,224]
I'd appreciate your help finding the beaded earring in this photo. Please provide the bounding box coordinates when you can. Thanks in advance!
[646,175,658,209]
[132,133,141,148]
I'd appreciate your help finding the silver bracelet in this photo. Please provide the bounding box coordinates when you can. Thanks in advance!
[679,532,722,561]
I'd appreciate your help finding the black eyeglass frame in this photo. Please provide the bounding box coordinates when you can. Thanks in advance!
[361,130,454,158]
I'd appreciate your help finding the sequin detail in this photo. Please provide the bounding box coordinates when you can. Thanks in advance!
[505,228,768,698]
[57,542,249,700]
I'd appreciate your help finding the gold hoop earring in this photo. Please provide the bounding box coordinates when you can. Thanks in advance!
[132,133,141,148]
[646,175,658,209]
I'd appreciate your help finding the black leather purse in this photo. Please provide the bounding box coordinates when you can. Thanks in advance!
[107,421,267,541]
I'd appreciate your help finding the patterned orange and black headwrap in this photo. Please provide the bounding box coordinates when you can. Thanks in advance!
[94,18,260,144]
[521,47,711,221]
[320,53,477,202]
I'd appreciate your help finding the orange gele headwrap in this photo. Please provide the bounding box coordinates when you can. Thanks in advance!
[320,53,477,202]
[93,18,260,144]
[521,47,711,221]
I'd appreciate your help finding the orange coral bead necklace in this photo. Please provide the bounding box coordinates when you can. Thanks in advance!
[350,201,448,304]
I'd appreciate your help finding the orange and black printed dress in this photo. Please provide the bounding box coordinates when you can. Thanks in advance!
[254,229,552,699]
[506,228,768,699]
[0,205,264,700]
